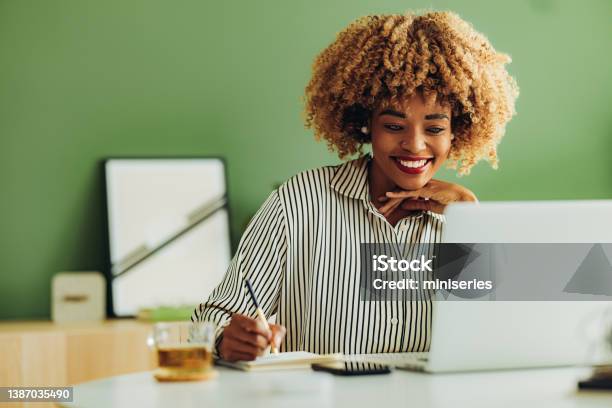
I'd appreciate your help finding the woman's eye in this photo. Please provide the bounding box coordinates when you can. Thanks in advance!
[383,124,404,131]
[427,127,445,134]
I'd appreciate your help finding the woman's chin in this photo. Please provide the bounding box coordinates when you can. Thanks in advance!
[394,177,431,191]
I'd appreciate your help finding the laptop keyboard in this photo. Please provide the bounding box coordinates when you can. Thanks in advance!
[345,352,429,371]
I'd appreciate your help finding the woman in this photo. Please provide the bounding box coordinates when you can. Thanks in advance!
[192,11,518,362]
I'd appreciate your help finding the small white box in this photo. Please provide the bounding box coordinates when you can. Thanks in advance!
[52,272,106,323]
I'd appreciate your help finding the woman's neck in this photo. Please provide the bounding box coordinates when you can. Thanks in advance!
[368,157,396,209]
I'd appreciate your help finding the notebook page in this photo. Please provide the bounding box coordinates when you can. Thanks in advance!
[249,351,318,366]
[216,351,342,371]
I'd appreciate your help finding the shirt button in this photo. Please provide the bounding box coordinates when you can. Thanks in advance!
[390,317,398,325]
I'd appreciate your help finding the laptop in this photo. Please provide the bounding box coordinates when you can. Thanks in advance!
[352,200,612,373]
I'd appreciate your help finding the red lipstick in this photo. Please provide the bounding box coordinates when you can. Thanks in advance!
[392,156,433,175]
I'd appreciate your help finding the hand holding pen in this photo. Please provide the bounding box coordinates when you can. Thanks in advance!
[218,280,286,362]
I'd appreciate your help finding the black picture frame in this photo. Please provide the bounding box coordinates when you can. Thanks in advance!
[100,156,234,318]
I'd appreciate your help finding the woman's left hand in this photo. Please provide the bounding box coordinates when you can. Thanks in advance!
[378,179,478,216]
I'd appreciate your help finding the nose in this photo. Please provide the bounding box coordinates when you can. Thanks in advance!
[399,128,427,153]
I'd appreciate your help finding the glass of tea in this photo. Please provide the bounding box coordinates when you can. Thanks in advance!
[149,321,217,381]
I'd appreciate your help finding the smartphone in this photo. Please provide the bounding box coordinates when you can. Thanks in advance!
[311,361,391,376]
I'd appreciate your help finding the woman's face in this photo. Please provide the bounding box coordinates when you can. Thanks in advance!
[370,93,453,191]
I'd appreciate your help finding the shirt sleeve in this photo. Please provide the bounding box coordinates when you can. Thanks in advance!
[191,189,288,355]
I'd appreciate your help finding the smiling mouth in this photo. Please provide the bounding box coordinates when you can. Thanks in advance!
[392,156,434,175]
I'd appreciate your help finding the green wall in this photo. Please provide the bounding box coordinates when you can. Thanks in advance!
[1,0,611,320]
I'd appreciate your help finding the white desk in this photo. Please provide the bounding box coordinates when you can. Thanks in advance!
[62,367,610,408]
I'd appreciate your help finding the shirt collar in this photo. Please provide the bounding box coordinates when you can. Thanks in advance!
[330,154,372,202]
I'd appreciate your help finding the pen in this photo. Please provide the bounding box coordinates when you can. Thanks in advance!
[245,279,279,354]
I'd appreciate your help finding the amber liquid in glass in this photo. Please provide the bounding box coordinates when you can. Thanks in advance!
[154,344,213,381]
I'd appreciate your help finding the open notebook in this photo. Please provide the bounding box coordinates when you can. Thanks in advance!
[216,352,342,371]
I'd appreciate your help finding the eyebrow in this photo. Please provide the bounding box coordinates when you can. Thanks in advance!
[379,109,406,118]
[424,113,449,121]
[378,109,449,121]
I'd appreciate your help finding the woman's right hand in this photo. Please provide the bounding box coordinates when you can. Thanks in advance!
[377,179,478,216]
[219,314,286,362]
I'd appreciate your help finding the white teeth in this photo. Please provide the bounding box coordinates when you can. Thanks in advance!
[398,159,428,168]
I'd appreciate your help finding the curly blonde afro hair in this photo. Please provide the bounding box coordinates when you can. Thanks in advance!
[304,11,519,174]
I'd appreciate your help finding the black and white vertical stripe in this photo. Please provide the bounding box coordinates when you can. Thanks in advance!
[192,154,445,355]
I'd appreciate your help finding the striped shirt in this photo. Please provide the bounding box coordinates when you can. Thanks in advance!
[192,154,445,355]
